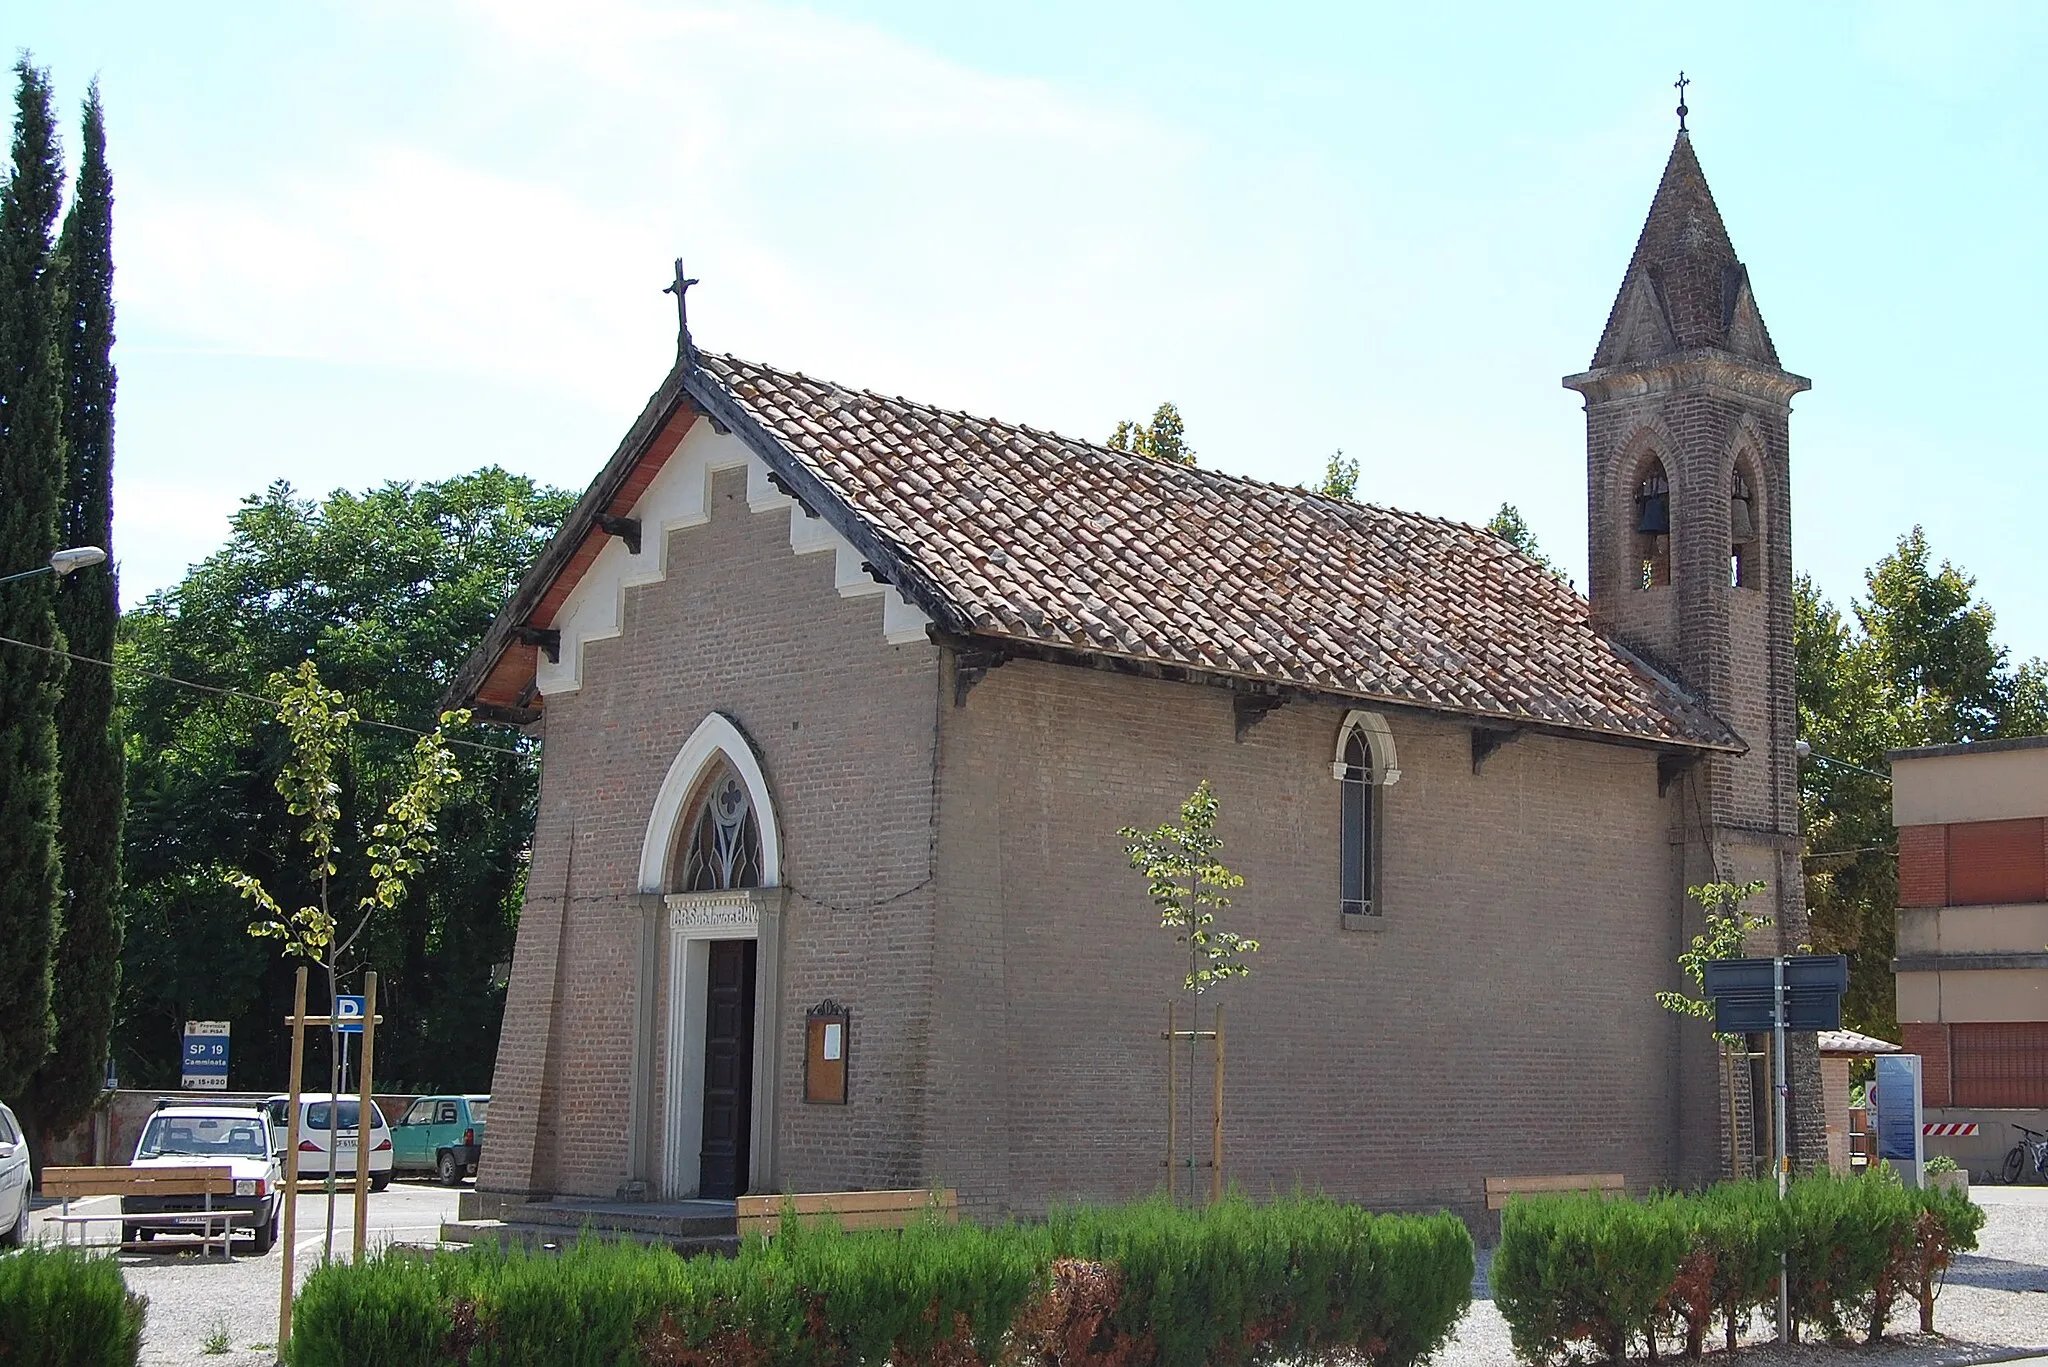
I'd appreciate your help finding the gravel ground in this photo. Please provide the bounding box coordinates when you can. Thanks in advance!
[29,1180,460,1367]
[1436,1185,2048,1367]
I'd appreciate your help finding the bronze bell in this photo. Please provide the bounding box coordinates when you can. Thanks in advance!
[1636,489,1670,536]
[1730,492,1755,545]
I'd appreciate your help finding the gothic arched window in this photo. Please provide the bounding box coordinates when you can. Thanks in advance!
[1730,466,1759,590]
[1634,459,1672,589]
[674,761,764,891]
[1334,711,1398,925]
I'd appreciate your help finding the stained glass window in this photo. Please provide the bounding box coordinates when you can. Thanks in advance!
[677,763,764,891]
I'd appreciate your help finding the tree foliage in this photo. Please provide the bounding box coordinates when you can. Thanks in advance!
[1314,449,1358,500]
[1485,503,1569,582]
[0,58,67,1099]
[116,469,573,1092]
[1800,528,2048,1039]
[1120,780,1256,994]
[1656,880,1770,1037]
[29,82,121,1138]
[1107,402,1195,466]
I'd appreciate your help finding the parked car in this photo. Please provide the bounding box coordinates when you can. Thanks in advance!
[263,1094,393,1191]
[0,1101,30,1247]
[391,1094,488,1185]
[121,1102,281,1253]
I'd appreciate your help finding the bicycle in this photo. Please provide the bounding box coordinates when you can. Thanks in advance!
[2002,1123,2048,1184]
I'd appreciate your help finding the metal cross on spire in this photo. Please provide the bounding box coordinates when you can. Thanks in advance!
[663,258,700,367]
[1674,71,1691,133]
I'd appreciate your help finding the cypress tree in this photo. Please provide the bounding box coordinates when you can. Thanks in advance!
[0,58,68,1100]
[27,84,119,1135]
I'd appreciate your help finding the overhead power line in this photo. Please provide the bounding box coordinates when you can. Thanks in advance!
[0,632,524,757]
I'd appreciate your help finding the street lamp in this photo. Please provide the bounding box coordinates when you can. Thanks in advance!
[0,545,106,587]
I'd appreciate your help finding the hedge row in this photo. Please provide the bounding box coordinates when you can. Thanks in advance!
[288,1194,1474,1367]
[0,1245,147,1367]
[1490,1172,1984,1364]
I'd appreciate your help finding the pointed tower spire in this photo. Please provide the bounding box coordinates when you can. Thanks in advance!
[1590,134,1779,368]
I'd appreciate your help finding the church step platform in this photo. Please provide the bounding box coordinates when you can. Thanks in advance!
[440,1197,740,1256]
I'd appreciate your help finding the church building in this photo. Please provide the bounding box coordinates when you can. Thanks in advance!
[451,129,1821,1218]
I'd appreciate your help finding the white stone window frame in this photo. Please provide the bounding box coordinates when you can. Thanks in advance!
[1332,710,1399,932]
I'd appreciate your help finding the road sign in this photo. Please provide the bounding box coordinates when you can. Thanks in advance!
[1701,954,1849,1033]
[182,1021,230,1090]
[335,994,366,1035]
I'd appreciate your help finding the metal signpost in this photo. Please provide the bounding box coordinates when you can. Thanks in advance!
[1701,952,1849,1344]
[181,1021,230,1090]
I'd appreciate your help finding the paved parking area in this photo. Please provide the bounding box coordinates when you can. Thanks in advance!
[29,1177,462,1367]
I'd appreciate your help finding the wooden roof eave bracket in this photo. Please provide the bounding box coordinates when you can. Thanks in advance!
[680,367,973,639]
[443,365,698,713]
[930,629,1742,761]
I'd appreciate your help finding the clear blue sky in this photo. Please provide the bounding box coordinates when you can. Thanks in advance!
[12,1,2046,664]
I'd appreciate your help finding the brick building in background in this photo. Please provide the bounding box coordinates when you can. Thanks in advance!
[1893,736,2048,1175]
[447,129,1821,1218]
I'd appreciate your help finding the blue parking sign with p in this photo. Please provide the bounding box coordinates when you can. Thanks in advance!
[336,994,366,1035]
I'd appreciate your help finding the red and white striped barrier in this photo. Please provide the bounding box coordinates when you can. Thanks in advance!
[1923,1123,1979,1137]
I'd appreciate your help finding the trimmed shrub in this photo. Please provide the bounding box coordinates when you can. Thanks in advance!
[1490,1191,1686,1365]
[1494,1171,1986,1360]
[0,1245,147,1367]
[287,1195,1473,1367]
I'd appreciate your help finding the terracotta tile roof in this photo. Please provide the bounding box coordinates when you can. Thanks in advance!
[697,352,1737,750]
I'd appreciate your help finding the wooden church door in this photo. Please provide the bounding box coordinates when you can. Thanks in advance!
[698,938,757,1199]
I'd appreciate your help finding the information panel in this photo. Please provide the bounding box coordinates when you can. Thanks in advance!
[181,1020,230,1090]
[1873,1053,1924,1187]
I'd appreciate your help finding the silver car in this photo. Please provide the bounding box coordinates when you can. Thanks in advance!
[0,1101,30,1246]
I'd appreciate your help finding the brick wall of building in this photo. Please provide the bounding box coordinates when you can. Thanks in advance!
[928,656,1703,1217]
[480,463,943,1201]
[1902,1021,1952,1107]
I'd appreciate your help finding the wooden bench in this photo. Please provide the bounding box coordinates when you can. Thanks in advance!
[41,1165,238,1258]
[1485,1173,1626,1211]
[736,1188,959,1238]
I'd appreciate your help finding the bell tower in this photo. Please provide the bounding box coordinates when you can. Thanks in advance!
[1564,128,1820,1180]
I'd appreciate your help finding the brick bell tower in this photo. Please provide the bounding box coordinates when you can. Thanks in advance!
[1564,126,1823,1182]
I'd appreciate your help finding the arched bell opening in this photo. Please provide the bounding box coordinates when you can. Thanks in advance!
[1729,460,1762,590]
[1632,457,1673,589]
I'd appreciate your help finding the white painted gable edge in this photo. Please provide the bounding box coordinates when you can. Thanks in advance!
[534,420,933,696]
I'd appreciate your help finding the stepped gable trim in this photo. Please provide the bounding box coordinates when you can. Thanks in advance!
[447,364,695,720]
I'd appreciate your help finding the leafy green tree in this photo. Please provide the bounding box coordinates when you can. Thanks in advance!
[1107,401,1195,466]
[1485,503,1569,581]
[1800,529,2048,1039]
[0,59,67,1098]
[1121,779,1255,1203]
[228,657,464,1258]
[27,83,120,1139]
[1121,780,1257,996]
[1657,879,1771,1178]
[1314,449,1358,500]
[115,469,573,1093]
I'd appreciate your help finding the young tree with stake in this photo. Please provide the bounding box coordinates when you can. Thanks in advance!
[227,659,465,1259]
[1121,779,1257,1203]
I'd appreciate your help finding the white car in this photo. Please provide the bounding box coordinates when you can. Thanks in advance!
[0,1101,30,1246]
[122,1103,282,1253]
[263,1094,393,1190]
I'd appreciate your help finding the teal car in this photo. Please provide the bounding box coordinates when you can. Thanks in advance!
[391,1094,488,1185]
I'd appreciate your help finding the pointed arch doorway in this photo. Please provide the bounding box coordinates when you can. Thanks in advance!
[640,714,786,1201]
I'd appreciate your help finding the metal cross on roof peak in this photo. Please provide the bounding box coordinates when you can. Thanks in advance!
[1674,71,1691,133]
[663,258,700,365]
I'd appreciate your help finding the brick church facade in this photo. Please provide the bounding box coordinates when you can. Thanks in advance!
[451,130,1822,1217]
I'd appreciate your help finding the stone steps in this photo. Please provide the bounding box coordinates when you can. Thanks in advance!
[439,1196,740,1257]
